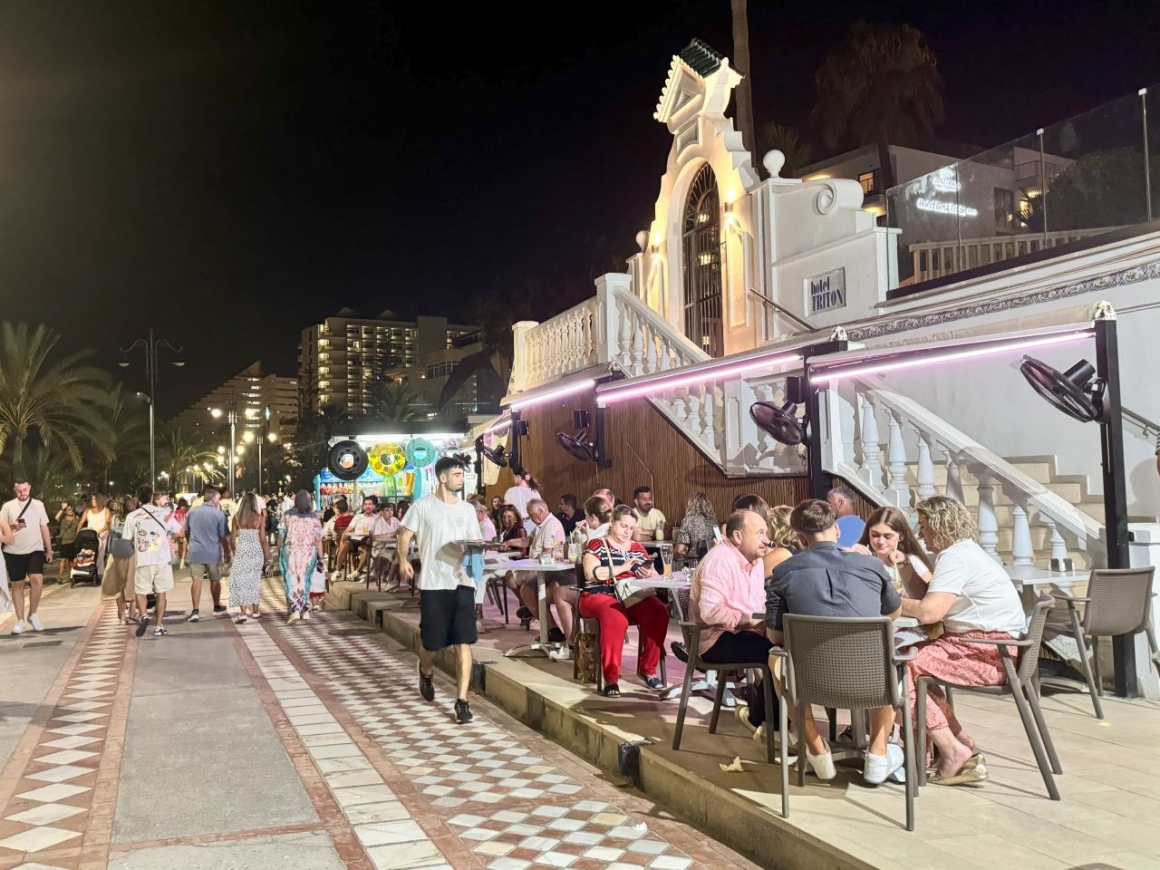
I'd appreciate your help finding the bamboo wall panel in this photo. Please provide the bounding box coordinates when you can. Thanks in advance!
[485,395,808,522]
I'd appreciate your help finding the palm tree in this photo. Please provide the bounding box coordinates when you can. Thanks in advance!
[367,381,425,423]
[0,444,77,507]
[730,0,756,159]
[156,426,223,490]
[756,122,813,178]
[812,20,943,191]
[0,322,115,475]
[86,384,150,491]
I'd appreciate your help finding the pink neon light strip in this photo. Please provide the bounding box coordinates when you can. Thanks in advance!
[508,379,596,411]
[483,418,511,435]
[809,330,1093,384]
[598,354,802,404]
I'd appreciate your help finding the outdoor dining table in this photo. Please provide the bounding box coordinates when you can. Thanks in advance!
[488,558,577,658]
[1005,564,1090,611]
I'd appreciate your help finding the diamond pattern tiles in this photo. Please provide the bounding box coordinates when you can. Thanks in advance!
[261,589,697,870]
[0,603,125,859]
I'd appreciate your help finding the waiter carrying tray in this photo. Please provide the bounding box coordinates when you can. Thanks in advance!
[396,456,483,725]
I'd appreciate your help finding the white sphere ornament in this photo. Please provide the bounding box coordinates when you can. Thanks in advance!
[763,149,786,178]
[635,230,649,252]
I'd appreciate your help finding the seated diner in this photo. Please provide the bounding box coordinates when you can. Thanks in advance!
[900,495,1028,786]
[579,505,670,697]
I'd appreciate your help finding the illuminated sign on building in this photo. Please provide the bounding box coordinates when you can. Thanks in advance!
[916,198,978,217]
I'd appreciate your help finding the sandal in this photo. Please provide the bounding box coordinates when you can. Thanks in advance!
[602,683,621,697]
[644,675,665,690]
[928,755,988,786]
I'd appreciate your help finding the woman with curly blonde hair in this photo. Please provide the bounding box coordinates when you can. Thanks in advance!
[901,496,1027,787]
[763,504,798,577]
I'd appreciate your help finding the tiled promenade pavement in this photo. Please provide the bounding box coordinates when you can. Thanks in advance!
[254,582,749,870]
[0,577,758,870]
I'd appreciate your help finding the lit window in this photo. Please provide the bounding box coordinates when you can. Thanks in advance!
[858,171,879,196]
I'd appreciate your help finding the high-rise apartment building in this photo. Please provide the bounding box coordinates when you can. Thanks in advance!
[298,309,477,413]
[169,361,298,443]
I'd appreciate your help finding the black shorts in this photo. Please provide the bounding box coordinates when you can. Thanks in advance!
[4,551,46,582]
[59,542,78,561]
[419,586,477,652]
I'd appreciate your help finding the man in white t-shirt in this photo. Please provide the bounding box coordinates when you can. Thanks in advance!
[122,485,183,638]
[340,496,379,578]
[398,457,483,725]
[507,499,567,637]
[2,479,53,635]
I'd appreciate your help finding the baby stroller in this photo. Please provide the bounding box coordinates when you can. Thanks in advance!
[70,529,101,587]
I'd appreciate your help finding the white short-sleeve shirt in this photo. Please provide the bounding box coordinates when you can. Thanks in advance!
[1,498,49,555]
[122,505,182,568]
[401,494,483,592]
[928,539,1026,636]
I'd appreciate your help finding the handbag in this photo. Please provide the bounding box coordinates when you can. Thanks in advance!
[599,538,657,609]
[109,518,135,559]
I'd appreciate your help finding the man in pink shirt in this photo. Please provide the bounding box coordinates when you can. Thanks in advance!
[689,510,772,736]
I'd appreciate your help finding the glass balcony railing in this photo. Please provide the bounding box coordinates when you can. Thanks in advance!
[887,84,1160,288]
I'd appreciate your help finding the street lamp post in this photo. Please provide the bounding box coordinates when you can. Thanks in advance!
[211,407,238,487]
[119,328,184,489]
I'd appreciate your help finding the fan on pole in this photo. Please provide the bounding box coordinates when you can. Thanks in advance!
[749,400,805,446]
[474,436,508,468]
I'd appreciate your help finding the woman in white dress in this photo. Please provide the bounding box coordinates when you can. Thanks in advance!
[0,515,13,615]
[229,494,270,623]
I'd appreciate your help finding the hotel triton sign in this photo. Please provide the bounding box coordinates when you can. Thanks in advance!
[805,267,846,314]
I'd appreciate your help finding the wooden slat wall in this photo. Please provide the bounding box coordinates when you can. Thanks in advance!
[485,395,808,522]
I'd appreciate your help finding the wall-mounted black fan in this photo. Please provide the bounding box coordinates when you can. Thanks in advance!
[474,436,508,468]
[1019,357,1104,423]
[556,429,597,462]
[749,401,805,445]
[328,440,368,480]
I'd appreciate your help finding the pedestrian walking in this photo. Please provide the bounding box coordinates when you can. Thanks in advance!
[229,493,270,623]
[79,493,112,578]
[279,490,326,622]
[396,457,482,725]
[121,485,182,638]
[102,494,139,624]
[54,502,81,582]
[2,479,53,635]
[184,486,231,622]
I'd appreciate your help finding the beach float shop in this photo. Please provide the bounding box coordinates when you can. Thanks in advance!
[314,422,477,510]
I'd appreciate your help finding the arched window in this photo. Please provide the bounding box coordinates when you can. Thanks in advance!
[682,163,723,357]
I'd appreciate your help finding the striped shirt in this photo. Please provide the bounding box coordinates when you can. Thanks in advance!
[582,537,650,596]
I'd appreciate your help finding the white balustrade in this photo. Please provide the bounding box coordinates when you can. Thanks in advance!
[858,395,885,491]
[1010,500,1035,567]
[885,411,911,508]
[818,379,1103,569]
[914,430,936,500]
[974,469,1001,563]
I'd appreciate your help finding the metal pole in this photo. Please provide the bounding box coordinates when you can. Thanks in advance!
[228,411,236,488]
[148,327,156,490]
[1037,128,1049,241]
[1095,312,1134,696]
[1142,89,1153,223]
[802,338,848,499]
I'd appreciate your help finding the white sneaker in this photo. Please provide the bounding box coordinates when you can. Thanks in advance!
[11,619,26,635]
[302,610,311,621]
[735,703,760,736]
[288,612,301,624]
[548,645,572,662]
[476,619,487,635]
[28,613,43,632]
[807,743,838,781]
[863,743,906,785]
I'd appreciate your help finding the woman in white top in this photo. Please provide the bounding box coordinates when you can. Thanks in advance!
[854,506,933,596]
[901,496,1028,787]
[79,494,112,576]
[503,466,542,533]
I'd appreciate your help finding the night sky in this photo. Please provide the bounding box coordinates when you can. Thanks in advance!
[3,0,1160,416]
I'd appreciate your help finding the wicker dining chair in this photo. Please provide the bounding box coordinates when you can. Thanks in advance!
[781,614,918,830]
[916,596,1061,800]
[1047,567,1159,719]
